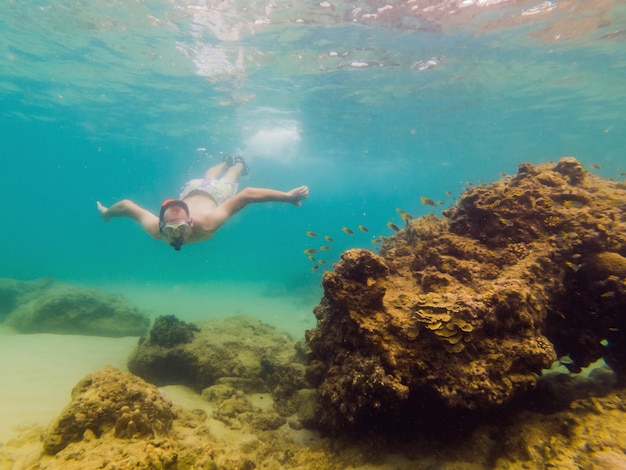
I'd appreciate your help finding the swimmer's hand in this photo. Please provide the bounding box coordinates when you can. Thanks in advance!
[287,185,309,207]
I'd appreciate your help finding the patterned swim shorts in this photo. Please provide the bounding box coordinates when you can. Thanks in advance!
[179,177,239,205]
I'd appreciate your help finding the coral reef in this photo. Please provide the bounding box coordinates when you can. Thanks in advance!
[306,157,626,432]
[4,365,626,469]
[0,278,149,337]
[2,157,626,469]
[128,315,309,414]
[4,366,341,470]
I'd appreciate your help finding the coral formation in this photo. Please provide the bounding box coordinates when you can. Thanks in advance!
[306,157,626,432]
[4,365,626,469]
[42,366,174,455]
[0,278,149,337]
[206,385,287,431]
[148,314,200,347]
[128,315,308,414]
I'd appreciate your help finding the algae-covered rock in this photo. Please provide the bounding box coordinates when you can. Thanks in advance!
[30,367,221,469]
[0,281,18,319]
[149,314,199,347]
[7,366,626,469]
[128,315,306,409]
[306,157,626,432]
[0,278,149,337]
[43,366,174,455]
[547,249,626,376]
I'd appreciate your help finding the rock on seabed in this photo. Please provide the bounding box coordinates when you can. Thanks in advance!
[0,278,149,337]
[128,315,309,415]
[306,157,626,432]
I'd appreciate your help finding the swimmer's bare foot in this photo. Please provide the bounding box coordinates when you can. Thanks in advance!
[223,155,234,167]
[286,185,309,207]
[234,156,249,176]
[97,201,112,221]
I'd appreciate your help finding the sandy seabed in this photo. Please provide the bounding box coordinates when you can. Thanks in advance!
[0,327,137,444]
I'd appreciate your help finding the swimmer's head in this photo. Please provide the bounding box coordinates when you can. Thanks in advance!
[159,199,192,251]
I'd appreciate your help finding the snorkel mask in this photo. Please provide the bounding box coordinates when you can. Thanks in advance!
[159,199,191,251]
[161,221,191,250]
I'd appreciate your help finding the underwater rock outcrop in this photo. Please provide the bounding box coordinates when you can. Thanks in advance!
[34,367,224,469]
[148,314,200,347]
[306,157,626,432]
[0,278,149,337]
[128,315,309,413]
[43,366,174,455]
[5,365,626,468]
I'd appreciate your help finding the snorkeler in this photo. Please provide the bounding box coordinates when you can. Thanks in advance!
[97,155,309,251]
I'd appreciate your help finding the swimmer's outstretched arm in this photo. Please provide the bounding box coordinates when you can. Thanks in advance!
[97,200,162,239]
[204,185,309,231]
[225,185,308,212]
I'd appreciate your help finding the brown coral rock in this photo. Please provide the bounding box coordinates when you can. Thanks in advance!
[43,366,174,455]
[307,157,626,432]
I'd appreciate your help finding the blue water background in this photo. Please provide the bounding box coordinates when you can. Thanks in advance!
[1,1,625,300]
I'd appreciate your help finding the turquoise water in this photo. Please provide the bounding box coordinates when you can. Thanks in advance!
[1,0,625,295]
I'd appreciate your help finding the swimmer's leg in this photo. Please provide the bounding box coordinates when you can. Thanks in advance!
[225,156,250,180]
[204,155,233,179]
[223,156,248,180]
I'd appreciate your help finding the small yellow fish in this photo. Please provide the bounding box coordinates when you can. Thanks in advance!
[421,197,436,207]
[304,249,318,254]
[320,246,332,251]
[358,225,369,232]
[371,238,382,244]
[306,231,318,237]
[324,235,334,242]
[397,209,414,222]
[342,227,354,235]
[590,163,602,169]
[318,260,326,264]
[308,256,316,262]
[445,191,452,196]
[565,261,582,272]
[563,200,583,208]
[387,222,400,232]
[401,213,414,222]
[311,265,320,272]
[499,217,514,227]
